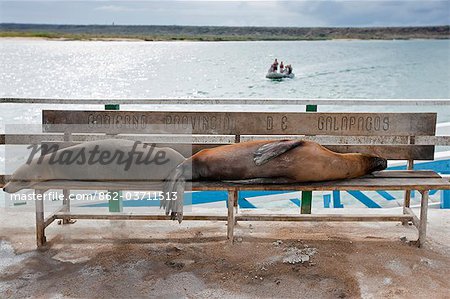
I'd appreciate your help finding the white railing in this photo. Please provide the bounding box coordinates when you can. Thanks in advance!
[1,98,450,106]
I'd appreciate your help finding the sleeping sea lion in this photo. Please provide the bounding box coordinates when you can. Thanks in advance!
[162,139,387,219]
[3,139,186,194]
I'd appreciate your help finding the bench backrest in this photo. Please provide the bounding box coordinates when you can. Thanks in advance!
[42,110,437,160]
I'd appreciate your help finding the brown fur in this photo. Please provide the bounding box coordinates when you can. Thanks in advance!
[163,139,388,221]
[187,140,387,182]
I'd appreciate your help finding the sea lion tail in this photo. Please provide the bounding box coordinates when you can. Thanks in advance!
[254,140,305,166]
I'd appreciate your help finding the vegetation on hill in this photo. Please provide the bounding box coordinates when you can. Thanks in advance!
[1,23,448,41]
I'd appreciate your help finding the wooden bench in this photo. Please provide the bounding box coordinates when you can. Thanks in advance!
[3,109,450,248]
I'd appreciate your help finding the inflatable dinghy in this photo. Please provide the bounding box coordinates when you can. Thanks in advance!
[266,72,295,79]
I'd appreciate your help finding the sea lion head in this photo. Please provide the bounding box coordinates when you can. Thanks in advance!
[3,162,43,193]
[3,179,35,193]
[361,154,388,173]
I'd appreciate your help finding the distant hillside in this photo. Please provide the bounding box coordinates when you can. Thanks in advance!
[1,23,448,41]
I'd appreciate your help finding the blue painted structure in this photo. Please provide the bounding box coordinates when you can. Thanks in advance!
[323,194,331,208]
[389,159,450,174]
[442,190,450,209]
[332,190,344,208]
[331,158,450,209]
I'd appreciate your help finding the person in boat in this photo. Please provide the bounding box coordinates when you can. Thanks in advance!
[279,61,284,73]
[285,64,293,75]
[271,59,278,72]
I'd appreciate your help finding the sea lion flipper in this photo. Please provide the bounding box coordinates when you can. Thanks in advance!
[162,163,186,222]
[174,177,185,223]
[162,164,183,210]
[253,140,304,166]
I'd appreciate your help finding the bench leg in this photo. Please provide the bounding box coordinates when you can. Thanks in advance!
[62,189,72,224]
[227,190,237,243]
[403,159,414,225]
[402,189,412,225]
[35,190,46,248]
[417,190,429,248]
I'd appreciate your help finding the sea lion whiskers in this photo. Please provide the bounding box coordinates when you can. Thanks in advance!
[360,153,388,173]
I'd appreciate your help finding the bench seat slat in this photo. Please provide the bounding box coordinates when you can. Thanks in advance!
[367,170,441,178]
[191,178,450,191]
[1,171,447,190]
[9,178,449,192]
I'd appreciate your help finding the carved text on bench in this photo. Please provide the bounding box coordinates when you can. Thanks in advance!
[86,113,391,133]
[318,116,390,132]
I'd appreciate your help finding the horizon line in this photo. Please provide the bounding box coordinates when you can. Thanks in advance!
[1,22,449,29]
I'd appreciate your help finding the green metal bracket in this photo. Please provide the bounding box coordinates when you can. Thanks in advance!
[301,104,317,214]
[105,104,120,110]
[306,104,317,112]
[105,104,123,212]
[108,190,123,212]
[301,191,313,214]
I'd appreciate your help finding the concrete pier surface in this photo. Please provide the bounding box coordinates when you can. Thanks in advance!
[1,206,449,298]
